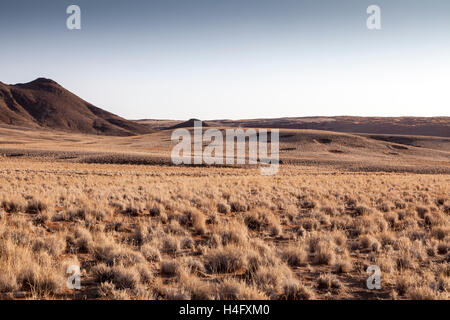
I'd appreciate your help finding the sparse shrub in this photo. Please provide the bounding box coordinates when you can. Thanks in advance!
[141,244,161,262]
[17,265,64,295]
[396,253,416,270]
[181,237,195,249]
[334,258,353,274]
[1,200,21,213]
[354,205,371,216]
[395,276,413,296]
[407,286,440,300]
[206,233,221,248]
[161,260,180,277]
[280,247,308,267]
[111,266,139,290]
[33,212,50,225]
[182,278,215,300]
[167,219,186,235]
[359,235,381,252]
[385,212,397,227]
[317,273,342,291]
[300,199,316,210]
[184,257,205,274]
[217,202,231,214]
[426,246,436,257]
[312,241,335,265]
[244,211,280,235]
[25,200,47,214]
[162,286,191,300]
[230,201,247,212]
[183,209,207,235]
[278,279,315,300]
[204,247,247,274]
[148,204,161,217]
[68,208,87,221]
[379,231,395,247]
[333,233,347,247]
[93,242,145,266]
[443,205,450,214]
[218,278,266,300]
[377,203,390,213]
[409,230,425,241]
[245,212,265,231]
[416,206,429,218]
[431,227,448,241]
[321,206,335,216]
[90,209,107,221]
[254,266,285,295]
[395,201,406,209]
[71,227,94,253]
[122,206,139,217]
[98,281,125,299]
[269,220,282,236]
[161,235,179,254]
[437,276,449,292]
[0,273,18,293]
[219,223,248,246]
[192,211,207,235]
[217,279,243,300]
[32,236,65,256]
[92,263,115,283]
[130,225,149,246]
[374,255,395,273]
[437,243,448,255]
[301,218,319,231]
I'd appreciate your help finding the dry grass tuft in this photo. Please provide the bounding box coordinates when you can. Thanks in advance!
[204,246,247,274]
[279,279,315,300]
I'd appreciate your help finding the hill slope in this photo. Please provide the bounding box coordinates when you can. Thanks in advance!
[137,117,450,138]
[0,78,150,136]
[208,117,450,137]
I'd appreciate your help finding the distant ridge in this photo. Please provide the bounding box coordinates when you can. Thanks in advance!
[0,78,151,136]
[206,117,450,137]
[137,116,450,138]
[169,118,210,129]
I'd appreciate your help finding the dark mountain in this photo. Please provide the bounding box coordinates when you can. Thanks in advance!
[0,78,150,136]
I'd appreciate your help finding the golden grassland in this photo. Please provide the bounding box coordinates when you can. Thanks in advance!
[0,158,448,300]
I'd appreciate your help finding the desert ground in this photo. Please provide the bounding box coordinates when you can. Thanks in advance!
[0,125,449,300]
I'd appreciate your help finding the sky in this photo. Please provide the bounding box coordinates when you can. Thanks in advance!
[1,0,449,120]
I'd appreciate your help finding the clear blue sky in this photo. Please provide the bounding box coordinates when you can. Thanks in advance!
[1,0,449,119]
